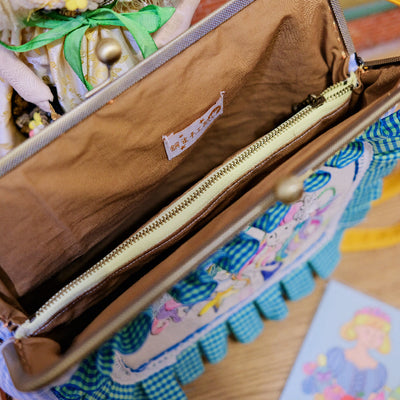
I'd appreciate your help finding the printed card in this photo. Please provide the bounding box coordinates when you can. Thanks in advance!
[280,280,400,400]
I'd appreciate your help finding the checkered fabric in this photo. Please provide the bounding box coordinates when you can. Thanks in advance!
[340,202,372,229]
[362,111,400,155]
[106,311,152,358]
[338,119,400,230]
[52,312,152,399]
[350,179,382,205]
[199,324,229,364]
[56,353,109,395]
[214,232,259,274]
[255,283,288,320]
[50,113,400,400]
[303,171,331,192]
[307,229,344,279]
[53,354,148,400]
[252,202,291,233]
[340,158,399,229]
[171,231,259,304]
[324,140,364,168]
[280,264,315,301]
[364,157,398,181]
[169,259,219,305]
[141,367,186,400]
[92,381,147,400]
[227,303,264,343]
[341,190,374,226]
[251,154,359,233]
[174,345,205,385]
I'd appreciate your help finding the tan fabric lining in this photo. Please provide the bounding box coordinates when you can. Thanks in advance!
[27,65,400,338]
[12,65,400,374]
[31,93,354,339]
[0,0,346,311]
[15,69,400,376]
[1,0,400,381]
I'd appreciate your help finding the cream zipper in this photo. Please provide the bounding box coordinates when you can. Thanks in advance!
[15,73,358,339]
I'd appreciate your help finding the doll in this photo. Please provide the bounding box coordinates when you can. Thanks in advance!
[0,1,54,155]
[0,0,200,155]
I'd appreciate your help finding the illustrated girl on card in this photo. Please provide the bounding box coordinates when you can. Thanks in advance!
[302,307,391,400]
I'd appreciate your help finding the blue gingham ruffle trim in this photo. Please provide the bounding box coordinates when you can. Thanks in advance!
[51,110,400,400]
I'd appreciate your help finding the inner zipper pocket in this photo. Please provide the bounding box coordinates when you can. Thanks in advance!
[15,73,358,339]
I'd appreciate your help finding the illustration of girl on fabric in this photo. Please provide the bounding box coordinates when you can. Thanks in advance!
[302,307,392,400]
[245,187,337,282]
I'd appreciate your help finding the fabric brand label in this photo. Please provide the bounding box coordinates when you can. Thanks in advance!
[163,91,224,160]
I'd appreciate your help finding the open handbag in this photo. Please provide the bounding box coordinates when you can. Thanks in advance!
[1,0,400,398]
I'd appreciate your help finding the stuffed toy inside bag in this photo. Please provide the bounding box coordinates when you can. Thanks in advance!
[0,0,200,156]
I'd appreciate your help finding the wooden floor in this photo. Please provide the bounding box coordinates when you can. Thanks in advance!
[184,175,400,399]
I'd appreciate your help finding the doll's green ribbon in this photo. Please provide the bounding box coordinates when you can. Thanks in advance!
[0,5,175,90]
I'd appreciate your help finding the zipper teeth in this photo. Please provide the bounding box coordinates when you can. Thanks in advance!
[31,79,354,320]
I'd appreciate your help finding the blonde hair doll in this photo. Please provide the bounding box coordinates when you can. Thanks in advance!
[302,307,391,400]
[341,307,391,356]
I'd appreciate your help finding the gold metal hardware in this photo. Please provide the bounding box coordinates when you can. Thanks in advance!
[96,38,123,66]
[85,38,122,99]
[274,175,304,204]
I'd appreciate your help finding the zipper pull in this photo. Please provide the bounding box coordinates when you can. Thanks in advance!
[2,319,18,331]
[293,94,326,113]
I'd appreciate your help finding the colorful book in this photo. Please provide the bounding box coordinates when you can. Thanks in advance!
[280,280,400,400]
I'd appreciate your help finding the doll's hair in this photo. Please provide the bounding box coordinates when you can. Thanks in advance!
[340,308,391,354]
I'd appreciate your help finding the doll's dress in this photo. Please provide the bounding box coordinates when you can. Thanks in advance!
[303,347,387,399]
